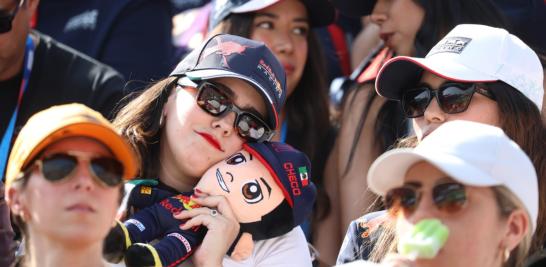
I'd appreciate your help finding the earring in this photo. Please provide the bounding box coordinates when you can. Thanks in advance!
[159,114,165,128]
[503,248,510,262]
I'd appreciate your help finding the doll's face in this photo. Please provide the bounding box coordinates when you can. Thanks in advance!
[195,150,284,223]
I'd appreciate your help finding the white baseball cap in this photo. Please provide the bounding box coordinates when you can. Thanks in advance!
[209,0,335,30]
[367,120,538,232]
[376,24,544,110]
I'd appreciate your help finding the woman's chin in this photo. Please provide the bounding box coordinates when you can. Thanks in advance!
[51,224,110,246]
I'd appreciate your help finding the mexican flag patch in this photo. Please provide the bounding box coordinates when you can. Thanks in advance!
[298,166,309,186]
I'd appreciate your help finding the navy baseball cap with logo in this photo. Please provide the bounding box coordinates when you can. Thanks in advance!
[209,0,335,31]
[243,142,316,227]
[170,33,287,130]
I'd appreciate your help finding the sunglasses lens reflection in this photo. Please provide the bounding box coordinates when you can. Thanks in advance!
[385,183,467,216]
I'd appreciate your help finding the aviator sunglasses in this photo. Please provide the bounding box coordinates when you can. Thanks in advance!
[385,182,467,216]
[193,81,273,142]
[23,151,124,187]
[401,83,495,118]
[0,0,25,33]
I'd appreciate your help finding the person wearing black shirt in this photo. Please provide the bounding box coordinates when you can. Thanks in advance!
[1,0,126,262]
[1,0,126,171]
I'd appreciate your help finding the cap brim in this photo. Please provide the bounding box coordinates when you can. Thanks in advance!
[186,69,279,129]
[231,0,334,27]
[376,56,498,100]
[368,149,502,195]
[231,0,280,13]
[24,123,138,180]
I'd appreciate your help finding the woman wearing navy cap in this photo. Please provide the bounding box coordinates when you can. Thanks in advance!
[113,34,315,266]
[208,1,337,262]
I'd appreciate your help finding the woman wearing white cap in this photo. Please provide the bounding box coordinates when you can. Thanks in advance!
[4,104,139,267]
[338,24,546,265]
[324,2,509,262]
[361,120,537,267]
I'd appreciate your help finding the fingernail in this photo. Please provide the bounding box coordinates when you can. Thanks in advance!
[179,223,185,228]
[195,188,203,194]
[173,211,180,216]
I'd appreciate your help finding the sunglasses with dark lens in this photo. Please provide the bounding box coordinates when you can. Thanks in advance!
[401,83,495,118]
[385,182,467,216]
[195,81,273,142]
[0,0,24,34]
[26,151,124,187]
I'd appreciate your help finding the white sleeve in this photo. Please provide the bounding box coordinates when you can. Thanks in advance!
[222,227,313,267]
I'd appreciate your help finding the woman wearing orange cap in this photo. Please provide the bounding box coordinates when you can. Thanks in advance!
[4,103,139,267]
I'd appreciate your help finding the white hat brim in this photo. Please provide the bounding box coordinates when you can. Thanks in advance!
[376,55,498,100]
[368,149,502,196]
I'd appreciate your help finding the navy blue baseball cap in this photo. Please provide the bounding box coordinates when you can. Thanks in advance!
[209,0,336,30]
[170,33,287,130]
[243,142,316,227]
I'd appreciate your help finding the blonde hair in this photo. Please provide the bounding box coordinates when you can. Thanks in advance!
[493,186,532,267]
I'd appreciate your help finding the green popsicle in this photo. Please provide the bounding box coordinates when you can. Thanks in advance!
[398,219,449,259]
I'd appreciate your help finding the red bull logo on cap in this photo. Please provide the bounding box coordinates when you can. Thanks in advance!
[201,36,249,68]
[257,59,283,98]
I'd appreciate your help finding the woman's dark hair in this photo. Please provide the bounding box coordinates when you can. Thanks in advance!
[342,0,509,178]
[413,0,509,56]
[113,77,178,178]
[217,12,333,221]
[487,82,546,253]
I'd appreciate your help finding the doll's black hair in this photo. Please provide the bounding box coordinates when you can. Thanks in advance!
[239,199,294,240]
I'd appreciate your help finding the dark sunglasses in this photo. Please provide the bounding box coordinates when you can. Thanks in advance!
[0,0,24,34]
[25,151,124,187]
[385,182,467,216]
[194,81,273,142]
[401,83,495,118]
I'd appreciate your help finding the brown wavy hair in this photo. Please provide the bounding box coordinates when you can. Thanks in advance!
[112,77,178,178]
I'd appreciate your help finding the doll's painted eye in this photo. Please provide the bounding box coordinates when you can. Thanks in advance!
[226,153,247,165]
[241,179,263,204]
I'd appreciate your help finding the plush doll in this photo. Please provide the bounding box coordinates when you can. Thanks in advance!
[103,142,316,267]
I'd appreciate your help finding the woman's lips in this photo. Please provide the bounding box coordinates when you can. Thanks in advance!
[197,131,224,152]
[380,32,394,45]
[283,63,295,75]
[66,203,95,213]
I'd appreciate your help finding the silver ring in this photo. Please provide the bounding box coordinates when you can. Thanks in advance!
[210,209,218,217]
